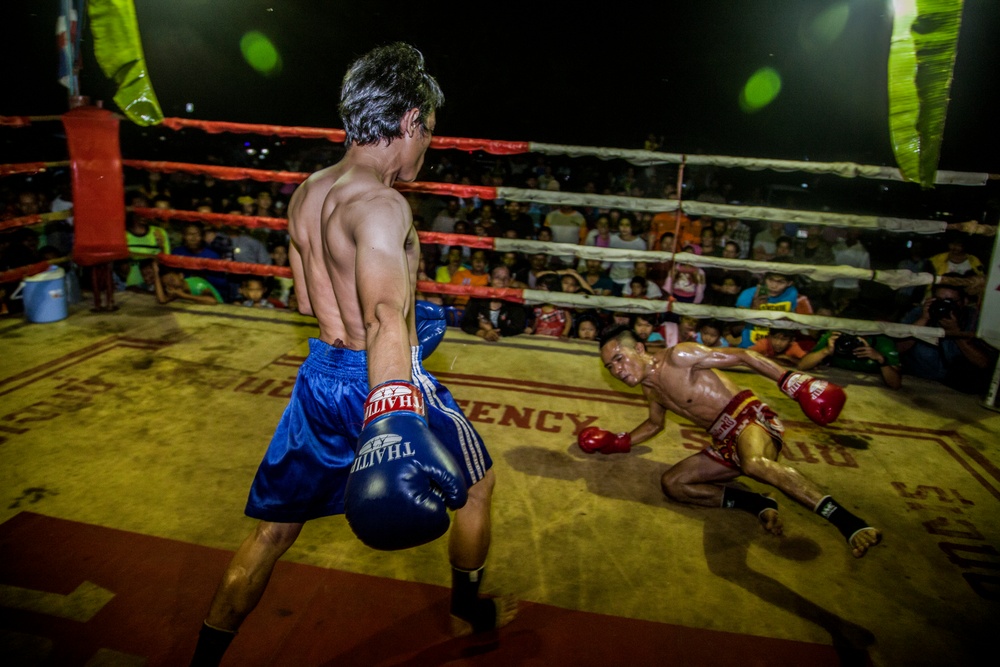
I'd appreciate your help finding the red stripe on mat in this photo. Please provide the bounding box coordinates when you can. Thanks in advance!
[0,512,855,666]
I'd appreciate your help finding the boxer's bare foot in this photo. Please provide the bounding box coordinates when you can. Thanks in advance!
[849,527,881,558]
[759,507,783,536]
[450,595,518,636]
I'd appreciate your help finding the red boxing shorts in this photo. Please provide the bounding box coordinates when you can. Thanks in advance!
[703,389,784,470]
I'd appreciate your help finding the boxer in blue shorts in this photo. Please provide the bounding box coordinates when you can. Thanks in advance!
[191,43,515,666]
[245,342,492,523]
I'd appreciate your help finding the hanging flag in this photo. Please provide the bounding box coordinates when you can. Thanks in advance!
[88,0,164,126]
[56,0,79,95]
[887,0,965,189]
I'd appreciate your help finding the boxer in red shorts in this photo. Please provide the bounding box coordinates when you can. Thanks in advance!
[580,325,881,558]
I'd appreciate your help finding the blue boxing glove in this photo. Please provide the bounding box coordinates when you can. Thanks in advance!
[415,300,447,360]
[345,380,468,551]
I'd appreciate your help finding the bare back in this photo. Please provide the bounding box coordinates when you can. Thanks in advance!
[642,344,744,428]
[287,162,419,349]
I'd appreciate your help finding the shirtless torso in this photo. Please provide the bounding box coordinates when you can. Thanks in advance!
[190,48,515,666]
[595,331,881,558]
[288,165,418,341]
[602,340,784,447]
[286,114,432,386]
[637,344,750,428]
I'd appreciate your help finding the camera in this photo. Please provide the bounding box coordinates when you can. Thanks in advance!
[833,334,864,358]
[928,298,959,325]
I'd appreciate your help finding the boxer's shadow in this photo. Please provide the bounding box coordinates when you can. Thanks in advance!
[319,595,544,667]
[505,444,875,666]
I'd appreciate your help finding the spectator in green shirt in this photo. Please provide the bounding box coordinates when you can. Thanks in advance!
[797,331,902,389]
[152,260,223,306]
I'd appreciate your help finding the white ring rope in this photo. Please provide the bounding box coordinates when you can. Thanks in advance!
[528,142,990,186]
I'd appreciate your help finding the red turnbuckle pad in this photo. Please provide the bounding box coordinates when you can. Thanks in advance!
[363,381,426,427]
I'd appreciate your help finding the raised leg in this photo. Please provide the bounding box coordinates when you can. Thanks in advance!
[736,426,881,557]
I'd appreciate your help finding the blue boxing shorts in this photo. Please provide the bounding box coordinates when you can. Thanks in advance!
[245,339,492,523]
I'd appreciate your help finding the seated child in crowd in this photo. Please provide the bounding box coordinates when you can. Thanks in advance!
[696,319,729,347]
[237,277,275,308]
[632,313,664,346]
[749,328,808,364]
[153,261,223,305]
[528,273,572,337]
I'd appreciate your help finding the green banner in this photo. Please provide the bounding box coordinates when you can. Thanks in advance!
[887,0,964,189]
[88,0,163,126]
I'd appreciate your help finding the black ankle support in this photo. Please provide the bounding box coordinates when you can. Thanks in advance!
[814,495,869,542]
[451,566,484,612]
[451,566,497,632]
[190,622,237,667]
[722,487,778,518]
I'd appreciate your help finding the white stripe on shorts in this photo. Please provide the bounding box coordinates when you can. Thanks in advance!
[412,347,486,481]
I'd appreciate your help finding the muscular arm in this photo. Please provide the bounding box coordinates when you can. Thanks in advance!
[286,184,314,317]
[628,392,667,445]
[353,196,415,387]
[288,240,313,316]
[680,342,786,382]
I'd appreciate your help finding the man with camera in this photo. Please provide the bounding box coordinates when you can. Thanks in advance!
[797,331,902,389]
[897,278,995,394]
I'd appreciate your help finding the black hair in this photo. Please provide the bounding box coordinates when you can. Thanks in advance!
[765,256,795,280]
[933,273,968,301]
[538,273,563,292]
[597,324,639,349]
[339,42,444,147]
[631,312,659,326]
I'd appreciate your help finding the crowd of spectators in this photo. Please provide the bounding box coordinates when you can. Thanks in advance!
[1,143,997,394]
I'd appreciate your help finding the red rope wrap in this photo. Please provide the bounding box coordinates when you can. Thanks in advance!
[428,137,531,154]
[0,260,56,284]
[0,116,33,128]
[418,232,496,249]
[133,207,288,231]
[0,162,66,177]
[123,160,310,184]
[0,214,44,233]
[395,182,497,199]
[156,254,292,278]
[158,117,531,156]
[161,117,346,142]
[418,281,525,303]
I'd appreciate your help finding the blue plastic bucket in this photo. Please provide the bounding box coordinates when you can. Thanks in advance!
[13,266,69,323]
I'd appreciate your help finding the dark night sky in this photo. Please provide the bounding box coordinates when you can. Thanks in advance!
[3,0,998,172]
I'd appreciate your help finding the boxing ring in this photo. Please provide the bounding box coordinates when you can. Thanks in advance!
[2,111,1000,666]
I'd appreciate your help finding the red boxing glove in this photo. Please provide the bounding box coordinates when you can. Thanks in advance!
[578,427,632,454]
[779,371,846,426]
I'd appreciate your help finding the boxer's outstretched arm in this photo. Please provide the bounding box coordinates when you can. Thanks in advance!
[354,195,414,387]
[678,342,785,382]
[629,390,667,445]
